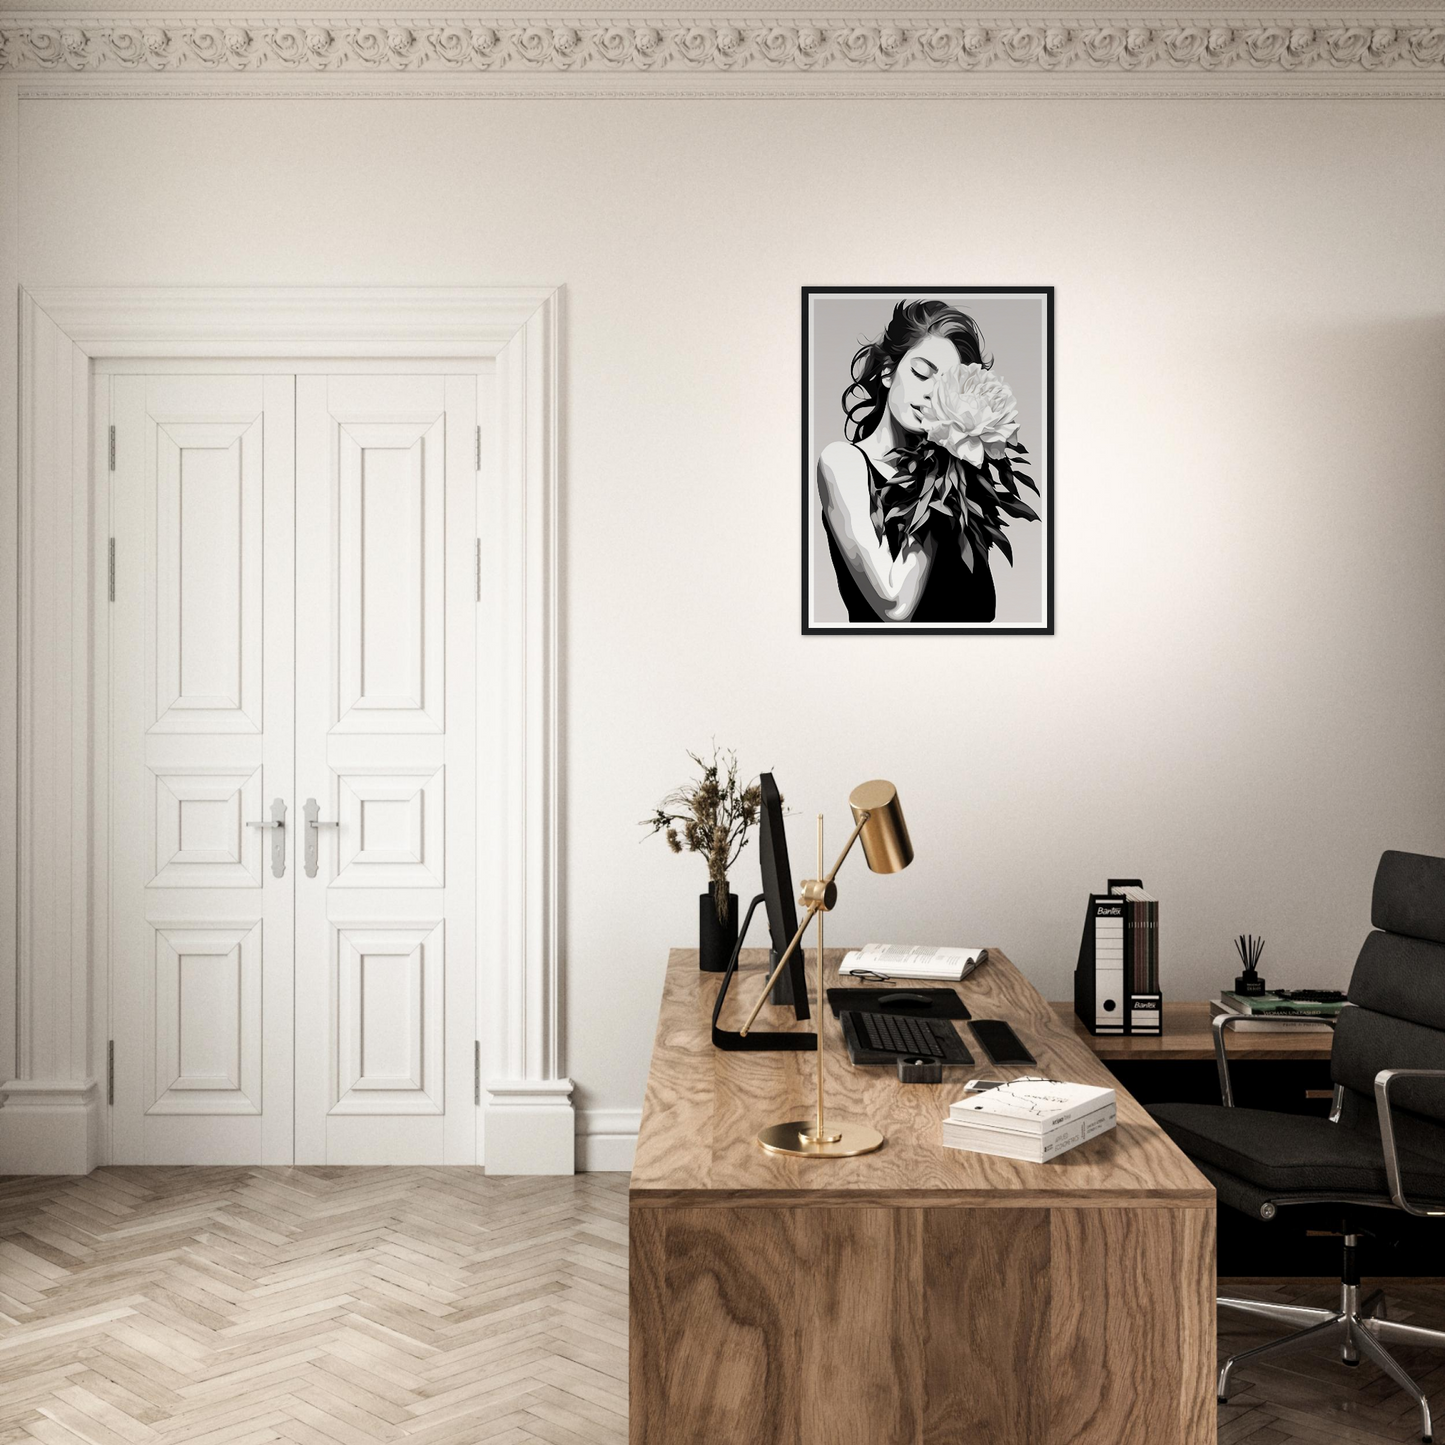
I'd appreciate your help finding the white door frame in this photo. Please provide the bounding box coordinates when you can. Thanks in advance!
[1,286,571,1175]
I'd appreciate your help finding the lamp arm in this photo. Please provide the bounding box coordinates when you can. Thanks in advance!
[738,812,870,1037]
[821,812,870,887]
[737,903,820,1038]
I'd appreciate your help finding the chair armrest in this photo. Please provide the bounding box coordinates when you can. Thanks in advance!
[1212,1011,1337,1108]
[1374,1068,1445,1217]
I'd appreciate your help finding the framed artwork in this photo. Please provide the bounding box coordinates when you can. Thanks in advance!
[802,286,1053,635]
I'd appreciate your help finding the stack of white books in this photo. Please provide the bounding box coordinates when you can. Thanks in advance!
[941,1078,1117,1163]
[839,943,986,982]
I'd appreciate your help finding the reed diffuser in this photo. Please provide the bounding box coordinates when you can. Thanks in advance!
[1234,934,1267,996]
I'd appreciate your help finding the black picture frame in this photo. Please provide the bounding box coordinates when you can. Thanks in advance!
[801,286,1055,636]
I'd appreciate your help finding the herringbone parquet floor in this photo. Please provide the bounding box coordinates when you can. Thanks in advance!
[4,1168,1445,1444]
[0,1168,628,1445]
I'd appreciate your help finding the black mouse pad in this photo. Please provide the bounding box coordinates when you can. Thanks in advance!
[826,987,970,1021]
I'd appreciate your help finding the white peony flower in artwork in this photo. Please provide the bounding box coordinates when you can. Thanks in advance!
[920,363,1020,468]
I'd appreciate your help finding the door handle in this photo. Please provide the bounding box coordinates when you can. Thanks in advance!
[303,797,339,879]
[246,797,288,879]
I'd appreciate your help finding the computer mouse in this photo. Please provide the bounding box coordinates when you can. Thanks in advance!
[879,992,932,1010]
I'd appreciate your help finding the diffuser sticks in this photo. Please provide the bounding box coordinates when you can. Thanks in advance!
[1234,934,1266,996]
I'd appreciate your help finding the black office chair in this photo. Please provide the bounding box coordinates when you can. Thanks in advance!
[1149,849,1445,1444]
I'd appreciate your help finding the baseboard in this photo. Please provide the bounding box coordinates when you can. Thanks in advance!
[0,1078,101,1175]
[576,1108,640,1173]
[483,1078,575,1175]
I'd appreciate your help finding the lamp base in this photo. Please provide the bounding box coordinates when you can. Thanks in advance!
[756,1119,885,1158]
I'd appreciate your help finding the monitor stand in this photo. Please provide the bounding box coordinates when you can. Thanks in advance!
[770,948,801,1008]
[711,894,816,1052]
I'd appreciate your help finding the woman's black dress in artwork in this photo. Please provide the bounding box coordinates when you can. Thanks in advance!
[823,446,996,625]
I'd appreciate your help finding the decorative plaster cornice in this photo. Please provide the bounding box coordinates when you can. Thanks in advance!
[2,13,1444,81]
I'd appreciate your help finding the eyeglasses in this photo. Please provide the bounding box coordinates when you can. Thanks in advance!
[846,958,986,985]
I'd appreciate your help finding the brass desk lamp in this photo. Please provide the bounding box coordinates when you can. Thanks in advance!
[738,779,913,1158]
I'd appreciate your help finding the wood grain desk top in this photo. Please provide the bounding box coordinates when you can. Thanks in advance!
[1052,1000,1335,1061]
[630,947,1213,1209]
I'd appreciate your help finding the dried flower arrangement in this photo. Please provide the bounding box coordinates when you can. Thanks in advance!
[643,746,764,922]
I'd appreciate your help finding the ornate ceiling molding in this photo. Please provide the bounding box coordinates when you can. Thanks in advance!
[2,13,1444,88]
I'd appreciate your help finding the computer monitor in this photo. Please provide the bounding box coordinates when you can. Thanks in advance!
[709,771,815,1051]
[758,773,810,1020]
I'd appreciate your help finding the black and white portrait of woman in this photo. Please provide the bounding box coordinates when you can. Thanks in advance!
[803,288,1053,634]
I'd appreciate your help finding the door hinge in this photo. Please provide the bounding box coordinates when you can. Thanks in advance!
[474,1041,481,1106]
[475,424,482,472]
[108,538,116,602]
[107,1040,114,1105]
[108,425,116,472]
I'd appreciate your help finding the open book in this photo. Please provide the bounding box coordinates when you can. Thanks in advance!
[839,943,987,982]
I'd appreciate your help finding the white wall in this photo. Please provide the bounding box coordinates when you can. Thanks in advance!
[16,95,1445,1148]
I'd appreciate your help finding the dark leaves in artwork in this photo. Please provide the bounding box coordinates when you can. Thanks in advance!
[995,455,1040,500]
[983,524,1013,567]
[869,434,1042,574]
[869,488,888,546]
[996,493,1040,523]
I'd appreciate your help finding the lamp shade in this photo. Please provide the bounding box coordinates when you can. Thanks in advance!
[848,780,913,874]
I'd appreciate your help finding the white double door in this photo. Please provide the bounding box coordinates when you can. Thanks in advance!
[109,371,477,1164]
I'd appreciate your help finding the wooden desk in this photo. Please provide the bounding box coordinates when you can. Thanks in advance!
[1052,1000,1334,1061]
[631,949,1215,1445]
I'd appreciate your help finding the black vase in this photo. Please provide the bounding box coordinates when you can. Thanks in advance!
[699,883,739,972]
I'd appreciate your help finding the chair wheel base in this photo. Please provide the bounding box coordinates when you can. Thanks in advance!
[1218,1284,1442,1445]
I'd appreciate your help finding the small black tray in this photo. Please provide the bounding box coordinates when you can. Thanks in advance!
[826,987,970,1021]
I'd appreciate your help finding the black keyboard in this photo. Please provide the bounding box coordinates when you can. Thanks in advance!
[842,1010,974,1064]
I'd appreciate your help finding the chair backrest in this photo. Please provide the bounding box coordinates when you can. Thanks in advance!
[1332,851,1445,1148]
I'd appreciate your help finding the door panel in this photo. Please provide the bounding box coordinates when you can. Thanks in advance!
[148,921,262,1114]
[149,765,264,887]
[294,375,476,1164]
[110,375,295,1164]
[333,921,444,1113]
[152,422,264,731]
[335,421,445,732]
[332,767,445,888]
